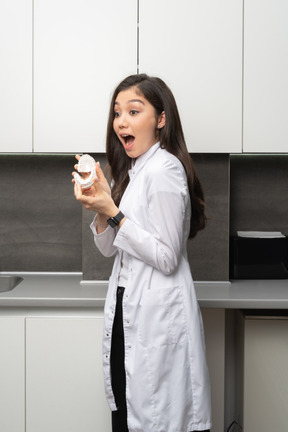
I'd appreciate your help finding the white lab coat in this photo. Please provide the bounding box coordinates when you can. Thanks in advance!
[91,143,212,432]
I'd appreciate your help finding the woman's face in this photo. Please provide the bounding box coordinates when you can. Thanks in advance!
[113,87,164,159]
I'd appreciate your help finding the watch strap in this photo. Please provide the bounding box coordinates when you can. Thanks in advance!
[107,211,125,228]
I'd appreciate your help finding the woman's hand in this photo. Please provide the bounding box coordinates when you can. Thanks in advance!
[72,157,118,218]
[73,156,111,196]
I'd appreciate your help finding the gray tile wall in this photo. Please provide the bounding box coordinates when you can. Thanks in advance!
[0,153,230,280]
[0,154,82,272]
[2,153,287,280]
[187,154,230,281]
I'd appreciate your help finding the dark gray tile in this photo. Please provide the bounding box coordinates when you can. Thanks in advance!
[188,154,230,281]
[0,154,82,272]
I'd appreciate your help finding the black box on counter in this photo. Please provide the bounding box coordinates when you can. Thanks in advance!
[230,232,288,279]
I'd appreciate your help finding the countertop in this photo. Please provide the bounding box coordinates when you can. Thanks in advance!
[1,272,288,309]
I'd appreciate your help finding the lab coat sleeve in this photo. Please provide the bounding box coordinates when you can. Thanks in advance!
[90,215,118,257]
[114,159,189,275]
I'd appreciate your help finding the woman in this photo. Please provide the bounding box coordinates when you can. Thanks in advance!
[73,74,211,432]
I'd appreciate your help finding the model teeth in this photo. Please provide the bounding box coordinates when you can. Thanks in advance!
[74,154,97,189]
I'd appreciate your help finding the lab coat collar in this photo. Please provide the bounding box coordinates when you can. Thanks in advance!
[128,142,160,179]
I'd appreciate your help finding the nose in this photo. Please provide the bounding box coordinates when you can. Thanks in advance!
[118,113,128,128]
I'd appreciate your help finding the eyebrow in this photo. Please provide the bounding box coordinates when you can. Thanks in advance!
[114,99,145,106]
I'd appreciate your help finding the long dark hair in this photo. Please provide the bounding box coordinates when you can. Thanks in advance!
[106,74,207,238]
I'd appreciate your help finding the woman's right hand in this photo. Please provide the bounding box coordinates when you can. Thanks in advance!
[72,157,111,197]
[73,159,119,218]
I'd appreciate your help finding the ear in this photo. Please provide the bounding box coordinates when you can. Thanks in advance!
[157,111,166,129]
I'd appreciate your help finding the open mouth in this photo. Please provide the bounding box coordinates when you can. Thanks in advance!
[121,134,135,147]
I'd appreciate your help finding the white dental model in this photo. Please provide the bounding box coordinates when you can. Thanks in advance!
[74,154,97,189]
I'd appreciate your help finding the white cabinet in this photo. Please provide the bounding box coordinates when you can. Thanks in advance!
[139,0,243,153]
[33,0,137,153]
[0,308,227,432]
[243,317,288,431]
[2,1,288,154]
[26,317,111,432]
[0,317,25,432]
[243,0,288,153]
[0,312,110,432]
[1,0,243,154]
[0,0,32,152]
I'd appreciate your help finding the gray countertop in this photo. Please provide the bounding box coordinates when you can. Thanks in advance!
[1,272,288,309]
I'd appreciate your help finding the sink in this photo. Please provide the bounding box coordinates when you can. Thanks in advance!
[0,275,23,292]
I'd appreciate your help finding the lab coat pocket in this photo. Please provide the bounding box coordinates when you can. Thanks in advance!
[138,285,186,348]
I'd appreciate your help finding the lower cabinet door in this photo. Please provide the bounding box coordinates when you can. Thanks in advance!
[0,317,25,432]
[26,317,111,432]
[244,318,288,431]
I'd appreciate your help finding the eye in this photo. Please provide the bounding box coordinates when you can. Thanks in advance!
[113,111,120,118]
[130,110,139,116]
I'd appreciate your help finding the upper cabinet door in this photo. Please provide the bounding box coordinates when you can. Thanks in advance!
[34,0,137,153]
[243,0,288,153]
[0,0,32,152]
[139,0,243,153]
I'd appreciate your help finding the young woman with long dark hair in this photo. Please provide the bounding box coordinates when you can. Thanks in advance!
[74,74,211,432]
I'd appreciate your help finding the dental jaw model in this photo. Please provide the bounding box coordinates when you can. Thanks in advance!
[74,154,97,189]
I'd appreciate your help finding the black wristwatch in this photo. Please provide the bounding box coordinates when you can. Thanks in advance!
[107,211,125,228]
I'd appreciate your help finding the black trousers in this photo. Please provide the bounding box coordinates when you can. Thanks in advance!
[110,286,210,432]
[111,287,128,432]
